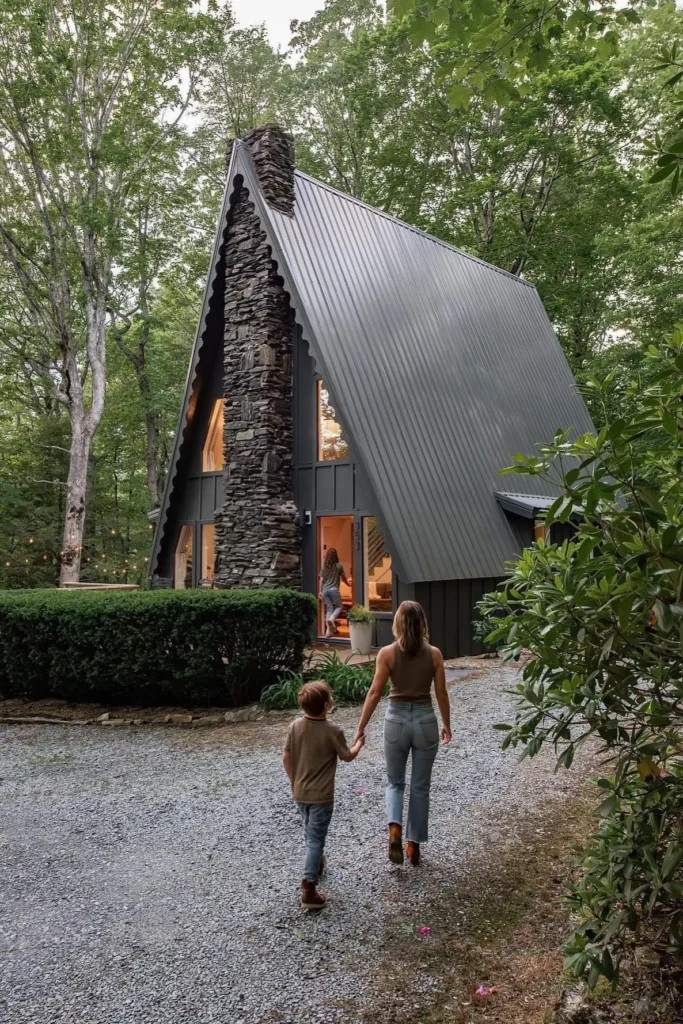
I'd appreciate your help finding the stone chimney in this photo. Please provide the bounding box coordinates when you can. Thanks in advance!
[214,124,302,590]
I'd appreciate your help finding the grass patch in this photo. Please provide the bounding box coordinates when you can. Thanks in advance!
[260,651,375,710]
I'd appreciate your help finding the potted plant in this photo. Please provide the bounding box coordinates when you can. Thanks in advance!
[348,604,374,655]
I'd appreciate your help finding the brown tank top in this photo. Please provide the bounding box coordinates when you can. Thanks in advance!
[388,642,435,703]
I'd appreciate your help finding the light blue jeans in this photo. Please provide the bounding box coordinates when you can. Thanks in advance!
[297,802,334,883]
[322,586,343,623]
[384,702,439,844]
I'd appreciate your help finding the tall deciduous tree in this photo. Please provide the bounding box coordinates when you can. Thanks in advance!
[0,0,222,583]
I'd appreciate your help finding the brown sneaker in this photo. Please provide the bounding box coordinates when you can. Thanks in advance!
[301,880,326,909]
[388,823,404,865]
[406,841,420,866]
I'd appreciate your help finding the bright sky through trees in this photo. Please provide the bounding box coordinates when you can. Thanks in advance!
[230,0,324,48]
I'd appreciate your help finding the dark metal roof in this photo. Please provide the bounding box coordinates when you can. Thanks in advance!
[153,143,594,583]
[495,492,557,519]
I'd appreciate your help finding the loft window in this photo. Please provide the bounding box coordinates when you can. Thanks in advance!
[202,399,224,472]
[174,525,194,589]
[201,524,216,582]
[364,517,392,613]
[317,380,348,462]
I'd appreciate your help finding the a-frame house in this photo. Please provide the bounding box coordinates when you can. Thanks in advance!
[150,124,593,656]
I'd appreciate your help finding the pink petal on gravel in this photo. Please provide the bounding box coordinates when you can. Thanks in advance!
[420,926,431,935]
[475,986,489,997]
[355,788,366,795]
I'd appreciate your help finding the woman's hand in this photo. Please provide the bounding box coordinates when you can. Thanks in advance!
[440,725,452,745]
[353,728,365,745]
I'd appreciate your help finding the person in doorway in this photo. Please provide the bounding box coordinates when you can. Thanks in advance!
[318,547,350,637]
[283,680,365,909]
[353,601,452,866]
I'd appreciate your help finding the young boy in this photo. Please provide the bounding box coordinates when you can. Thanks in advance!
[283,680,364,909]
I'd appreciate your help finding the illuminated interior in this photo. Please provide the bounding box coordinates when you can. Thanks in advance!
[317,515,353,637]
[364,517,392,612]
[202,399,224,472]
[174,525,194,589]
[317,381,348,462]
[201,524,215,581]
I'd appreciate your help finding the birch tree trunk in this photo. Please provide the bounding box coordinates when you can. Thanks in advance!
[60,290,108,585]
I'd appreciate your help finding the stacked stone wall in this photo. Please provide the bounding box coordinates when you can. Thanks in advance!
[214,125,301,589]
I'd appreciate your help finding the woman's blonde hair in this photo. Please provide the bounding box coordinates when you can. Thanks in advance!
[393,600,429,657]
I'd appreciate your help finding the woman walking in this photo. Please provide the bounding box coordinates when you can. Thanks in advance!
[354,601,451,865]
[318,547,350,637]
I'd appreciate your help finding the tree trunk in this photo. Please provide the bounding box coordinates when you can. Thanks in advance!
[144,399,160,510]
[59,423,91,584]
[59,293,108,586]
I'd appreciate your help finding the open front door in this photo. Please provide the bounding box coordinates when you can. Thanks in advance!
[316,515,354,638]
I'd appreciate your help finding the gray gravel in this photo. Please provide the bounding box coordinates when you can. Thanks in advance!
[0,662,588,1023]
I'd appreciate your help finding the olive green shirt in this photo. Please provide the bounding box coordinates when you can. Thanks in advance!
[284,716,351,804]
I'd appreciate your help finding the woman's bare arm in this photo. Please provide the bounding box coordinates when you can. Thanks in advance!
[354,646,392,741]
[433,648,452,744]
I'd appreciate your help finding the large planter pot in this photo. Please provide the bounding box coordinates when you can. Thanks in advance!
[349,620,374,656]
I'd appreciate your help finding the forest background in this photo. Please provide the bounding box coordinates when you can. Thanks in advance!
[0,0,680,587]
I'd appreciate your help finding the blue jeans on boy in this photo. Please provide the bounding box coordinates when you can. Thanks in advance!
[297,802,334,882]
[384,702,439,844]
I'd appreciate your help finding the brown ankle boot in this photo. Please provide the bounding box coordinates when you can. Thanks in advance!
[301,880,326,909]
[406,841,420,866]
[388,823,404,864]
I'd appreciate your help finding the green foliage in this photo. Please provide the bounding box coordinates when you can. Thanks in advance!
[482,330,683,983]
[260,651,375,710]
[471,612,504,656]
[643,41,683,196]
[388,0,637,105]
[348,603,374,623]
[0,589,317,707]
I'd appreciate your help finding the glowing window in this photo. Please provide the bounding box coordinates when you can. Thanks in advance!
[317,381,348,462]
[174,525,194,589]
[364,517,392,612]
[534,522,547,543]
[203,399,224,472]
[201,524,215,581]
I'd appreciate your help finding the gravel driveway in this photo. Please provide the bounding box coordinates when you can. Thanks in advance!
[1,662,589,1024]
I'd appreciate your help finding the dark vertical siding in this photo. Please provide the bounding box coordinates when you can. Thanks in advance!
[414,577,503,659]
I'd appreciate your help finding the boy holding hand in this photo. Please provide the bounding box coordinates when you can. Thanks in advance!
[283,680,364,909]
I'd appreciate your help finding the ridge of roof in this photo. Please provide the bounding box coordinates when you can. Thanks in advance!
[292,169,536,289]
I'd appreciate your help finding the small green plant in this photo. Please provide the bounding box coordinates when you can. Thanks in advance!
[260,650,375,710]
[471,611,504,657]
[347,604,373,624]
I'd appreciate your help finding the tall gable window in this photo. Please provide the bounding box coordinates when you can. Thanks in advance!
[317,381,348,461]
[174,525,194,589]
[203,399,224,472]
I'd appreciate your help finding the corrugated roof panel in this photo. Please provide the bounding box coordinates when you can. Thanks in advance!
[265,170,593,582]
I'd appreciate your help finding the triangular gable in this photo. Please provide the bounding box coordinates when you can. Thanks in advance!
[154,143,594,583]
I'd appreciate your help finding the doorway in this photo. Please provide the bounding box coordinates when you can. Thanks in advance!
[317,515,354,638]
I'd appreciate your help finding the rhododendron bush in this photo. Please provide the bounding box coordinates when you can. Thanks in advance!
[482,331,683,986]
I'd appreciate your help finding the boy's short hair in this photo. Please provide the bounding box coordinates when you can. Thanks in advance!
[298,680,332,716]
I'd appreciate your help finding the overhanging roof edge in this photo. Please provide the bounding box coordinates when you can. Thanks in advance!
[150,148,240,575]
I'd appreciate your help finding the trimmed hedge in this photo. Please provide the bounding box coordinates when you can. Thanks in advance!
[0,588,317,707]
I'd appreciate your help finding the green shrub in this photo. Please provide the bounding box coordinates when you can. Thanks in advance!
[482,331,683,986]
[0,588,317,707]
[261,650,375,710]
[471,611,504,656]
